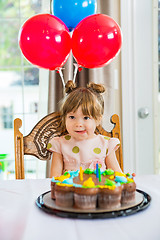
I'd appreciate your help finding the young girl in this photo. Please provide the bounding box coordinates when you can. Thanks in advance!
[48,80,122,177]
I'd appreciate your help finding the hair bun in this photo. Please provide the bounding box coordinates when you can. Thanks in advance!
[65,80,77,94]
[87,82,106,94]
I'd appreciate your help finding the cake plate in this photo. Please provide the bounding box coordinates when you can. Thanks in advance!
[36,189,151,219]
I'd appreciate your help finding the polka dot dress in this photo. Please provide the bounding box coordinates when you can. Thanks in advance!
[47,134,120,172]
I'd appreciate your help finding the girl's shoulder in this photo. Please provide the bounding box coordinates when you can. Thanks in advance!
[47,135,71,152]
[49,134,71,142]
[98,135,120,144]
[97,134,111,141]
[98,134,119,141]
[99,134,111,139]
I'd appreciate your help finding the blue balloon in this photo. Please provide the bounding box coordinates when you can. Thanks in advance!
[53,0,97,31]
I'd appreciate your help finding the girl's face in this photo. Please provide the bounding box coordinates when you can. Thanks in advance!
[65,106,100,141]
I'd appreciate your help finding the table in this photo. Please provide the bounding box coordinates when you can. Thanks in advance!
[0,175,160,240]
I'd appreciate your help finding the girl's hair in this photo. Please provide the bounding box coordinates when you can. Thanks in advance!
[60,80,105,133]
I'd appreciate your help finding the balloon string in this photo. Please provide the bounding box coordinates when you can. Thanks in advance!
[59,69,65,87]
[68,31,73,80]
[68,50,73,80]
[73,63,79,83]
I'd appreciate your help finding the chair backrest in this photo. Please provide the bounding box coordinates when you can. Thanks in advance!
[14,112,123,179]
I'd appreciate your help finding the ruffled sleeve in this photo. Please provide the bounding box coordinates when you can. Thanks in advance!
[47,137,61,154]
[106,137,120,156]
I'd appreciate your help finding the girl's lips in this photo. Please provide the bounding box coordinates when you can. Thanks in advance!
[75,130,86,134]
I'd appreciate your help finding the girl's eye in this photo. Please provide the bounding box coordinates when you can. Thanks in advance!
[69,116,75,119]
[84,116,90,120]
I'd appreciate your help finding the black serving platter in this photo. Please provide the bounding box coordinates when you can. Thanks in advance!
[35,189,151,219]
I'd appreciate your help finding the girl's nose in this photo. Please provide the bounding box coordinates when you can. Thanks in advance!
[75,119,83,127]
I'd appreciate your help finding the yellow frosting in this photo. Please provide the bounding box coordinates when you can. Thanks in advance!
[99,185,116,190]
[115,172,126,177]
[56,182,73,187]
[109,175,114,180]
[83,177,95,188]
[55,173,70,182]
[127,178,134,182]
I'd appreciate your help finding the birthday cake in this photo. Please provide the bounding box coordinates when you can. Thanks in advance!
[51,168,136,210]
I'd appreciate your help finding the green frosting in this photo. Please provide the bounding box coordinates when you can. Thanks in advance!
[126,173,131,177]
[64,171,69,176]
[84,168,94,174]
[102,169,114,176]
[82,185,96,189]
[105,179,116,186]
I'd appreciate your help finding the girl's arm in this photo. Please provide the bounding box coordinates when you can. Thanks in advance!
[105,151,122,173]
[50,152,63,177]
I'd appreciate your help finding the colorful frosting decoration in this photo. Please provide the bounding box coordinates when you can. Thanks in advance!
[67,170,79,177]
[102,169,114,176]
[115,176,128,184]
[51,168,136,210]
[52,168,135,189]
[83,177,95,188]
[62,177,74,185]
[105,179,116,186]
[84,169,94,174]
[54,173,70,182]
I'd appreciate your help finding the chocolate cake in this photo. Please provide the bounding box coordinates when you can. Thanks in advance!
[51,169,136,210]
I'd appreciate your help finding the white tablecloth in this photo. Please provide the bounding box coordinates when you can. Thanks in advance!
[0,175,160,240]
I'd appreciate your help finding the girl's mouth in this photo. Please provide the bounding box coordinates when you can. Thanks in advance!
[75,130,86,134]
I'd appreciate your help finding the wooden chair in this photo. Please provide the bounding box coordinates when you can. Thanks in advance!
[14,112,123,179]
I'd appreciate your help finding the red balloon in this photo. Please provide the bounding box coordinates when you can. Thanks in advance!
[19,14,71,70]
[72,14,122,68]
